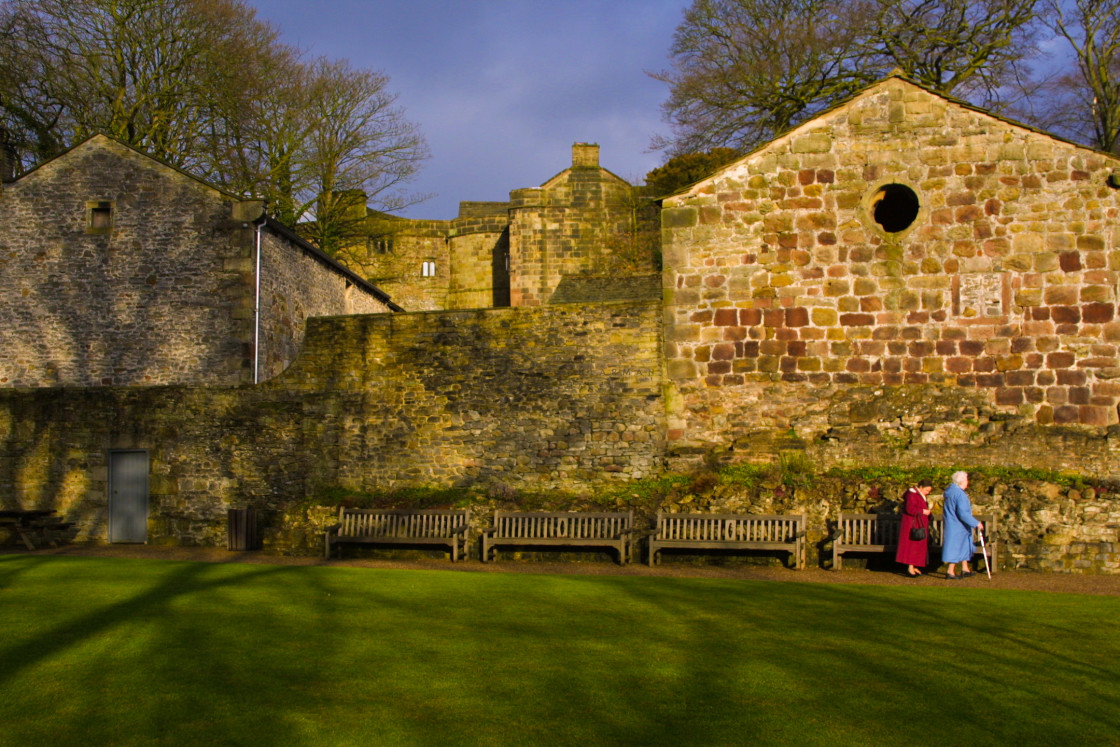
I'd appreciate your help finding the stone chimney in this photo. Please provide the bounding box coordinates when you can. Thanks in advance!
[572,143,600,168]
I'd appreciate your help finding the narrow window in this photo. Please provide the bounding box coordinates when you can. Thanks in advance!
[368,235,393,254]
[421,260,437,277]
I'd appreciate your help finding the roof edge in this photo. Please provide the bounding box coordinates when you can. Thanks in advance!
[261,216,404,312]
[9,133,251,202]
[664,71,1120,201]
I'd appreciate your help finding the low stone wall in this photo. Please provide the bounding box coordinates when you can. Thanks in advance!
[666,381,1120,479]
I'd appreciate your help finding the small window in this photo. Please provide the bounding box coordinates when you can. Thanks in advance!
[368,236,393,254]
[86,201,113,234]
[421,260,437,277]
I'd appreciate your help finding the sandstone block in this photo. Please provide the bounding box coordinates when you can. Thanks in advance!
[791,133,832,153]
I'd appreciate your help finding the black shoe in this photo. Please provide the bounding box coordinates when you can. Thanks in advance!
[961,571,975,578]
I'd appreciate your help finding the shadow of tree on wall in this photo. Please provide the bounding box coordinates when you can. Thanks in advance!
[271,303,667,495]
[7,144,250,390]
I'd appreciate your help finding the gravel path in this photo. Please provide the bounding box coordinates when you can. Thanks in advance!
[19,544,1120,596]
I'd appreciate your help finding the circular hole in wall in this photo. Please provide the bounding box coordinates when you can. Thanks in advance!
[870,183,920,233]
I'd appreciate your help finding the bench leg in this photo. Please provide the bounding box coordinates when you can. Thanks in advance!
[15,527,37,551]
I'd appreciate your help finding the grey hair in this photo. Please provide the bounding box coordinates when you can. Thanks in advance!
[951,470,969,487]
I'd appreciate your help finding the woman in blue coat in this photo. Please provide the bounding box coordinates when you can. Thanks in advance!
[941,471,983,579]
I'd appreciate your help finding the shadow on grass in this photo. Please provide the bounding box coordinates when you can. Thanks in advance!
[0,555,349,745]
[1,557,1118,746]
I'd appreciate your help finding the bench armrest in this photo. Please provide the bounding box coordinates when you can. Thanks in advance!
[479,527,496,537]
[451,523,470,535]
[324,523,341,535]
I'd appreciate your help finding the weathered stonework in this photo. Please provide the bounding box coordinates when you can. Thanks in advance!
[508,144,645,307]
[662,75,1120,461]
[0,300,666,545]
[3,76,1120,573]
[0,135,397,388]
[350,143,654,311]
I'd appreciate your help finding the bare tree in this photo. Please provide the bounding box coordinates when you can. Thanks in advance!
[0,4,66,173]
[0,0,273,169]
[654,0,1041,154]
[293,58,429,257]
[0,0,429,247]
[652,0,877,155]
[1042,0,1120,154]
[870,0,1040,108]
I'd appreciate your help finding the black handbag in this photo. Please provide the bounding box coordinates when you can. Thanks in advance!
[910,526,927,541]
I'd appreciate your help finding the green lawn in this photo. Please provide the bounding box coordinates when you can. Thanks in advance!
[0,555,1117,746]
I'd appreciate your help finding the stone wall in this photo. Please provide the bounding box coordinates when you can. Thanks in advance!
[357,204,510,312]
[361,216,452,311]
[509,144,645,307]
[662,76,1120,466]
[636,472,1120,573]
[350,144,651,312]
[0,300,666,545]
[447,205,510,310]
[0,136,253,386]
[0,135,396,388]
[257,227,394,381]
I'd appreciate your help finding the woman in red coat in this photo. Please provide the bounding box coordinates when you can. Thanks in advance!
[896,479,933,576]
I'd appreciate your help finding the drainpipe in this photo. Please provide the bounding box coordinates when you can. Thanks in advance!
[253,218,263,384]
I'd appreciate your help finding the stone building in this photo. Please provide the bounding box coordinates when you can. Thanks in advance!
[2,76,1120,569]
[0,135,399,388]
[357,142,657,311]
[661,74,1120,462]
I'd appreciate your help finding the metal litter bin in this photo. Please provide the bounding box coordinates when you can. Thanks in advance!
[227,508,260,551]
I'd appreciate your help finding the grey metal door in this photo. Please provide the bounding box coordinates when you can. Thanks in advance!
[109,450,148,543]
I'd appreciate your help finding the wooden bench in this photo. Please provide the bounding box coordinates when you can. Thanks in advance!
[480,510,634,565]
[0,510,74,550]
[648,512,807,569]
[833,512,998,573]
[324,508,471,561]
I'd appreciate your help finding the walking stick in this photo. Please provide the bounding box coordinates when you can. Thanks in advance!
[978,528,992,581]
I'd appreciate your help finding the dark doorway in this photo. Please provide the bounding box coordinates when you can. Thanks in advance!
[492,227,511,307]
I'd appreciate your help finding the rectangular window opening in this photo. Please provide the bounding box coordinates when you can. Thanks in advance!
[86,201,114,234]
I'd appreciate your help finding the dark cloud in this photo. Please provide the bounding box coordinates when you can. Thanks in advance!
[252,0,686,218]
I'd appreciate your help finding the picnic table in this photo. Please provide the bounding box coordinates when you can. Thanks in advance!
[0,509,74,550]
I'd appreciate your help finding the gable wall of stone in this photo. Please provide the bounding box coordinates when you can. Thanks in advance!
[508,170,641,306]
[662,80,1120,455]
[0,139,253,387]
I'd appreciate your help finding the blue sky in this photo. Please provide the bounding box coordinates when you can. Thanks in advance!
[250,0,691,219]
